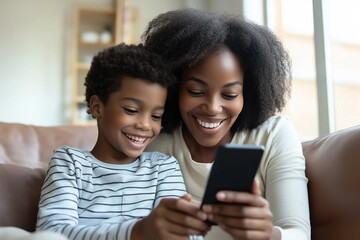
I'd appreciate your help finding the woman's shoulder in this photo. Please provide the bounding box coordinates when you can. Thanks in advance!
[256,115,293,132]
[139,151,181,176]
[140,151,176,164]
[233,115,297,145]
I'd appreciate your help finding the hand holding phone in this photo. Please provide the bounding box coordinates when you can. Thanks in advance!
[200,144,264,225]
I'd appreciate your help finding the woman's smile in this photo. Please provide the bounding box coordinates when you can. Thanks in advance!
[179,46,244,148]
[193,116,227,135]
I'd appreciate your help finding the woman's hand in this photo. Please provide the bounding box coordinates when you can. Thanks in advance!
[202,180,277,240]
[131,194,210,240]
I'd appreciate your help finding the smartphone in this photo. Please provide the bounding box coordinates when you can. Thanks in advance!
[200,144,264,225]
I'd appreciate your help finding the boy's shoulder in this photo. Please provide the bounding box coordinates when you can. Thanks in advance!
[54,145,88,157]
[139,151,178,165]
[52,145,91,166]
[138,151,181,177]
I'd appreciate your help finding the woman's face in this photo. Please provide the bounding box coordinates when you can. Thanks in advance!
[179,46,244,148]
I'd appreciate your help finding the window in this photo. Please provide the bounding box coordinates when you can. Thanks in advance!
[267,0,318,140]
[244,0,360,139]
[327,0,360,131]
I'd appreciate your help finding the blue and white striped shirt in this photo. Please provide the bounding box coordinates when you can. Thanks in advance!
[36,146,187,240]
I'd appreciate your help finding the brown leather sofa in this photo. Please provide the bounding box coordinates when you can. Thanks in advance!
[0,121,359,240]
[302,125,360,240]
[0,122,97,233]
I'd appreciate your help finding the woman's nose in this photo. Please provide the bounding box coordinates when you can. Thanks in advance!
[203,96,222,115]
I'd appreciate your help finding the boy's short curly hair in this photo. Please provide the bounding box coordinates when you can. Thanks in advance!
[85,43,175,114]
[142,9,292,133]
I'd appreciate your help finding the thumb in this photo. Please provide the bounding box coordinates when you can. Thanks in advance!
[181,193,192,202]
[252,179,261,196]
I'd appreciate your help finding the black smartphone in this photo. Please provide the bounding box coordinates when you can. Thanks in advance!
[200,144,264,225]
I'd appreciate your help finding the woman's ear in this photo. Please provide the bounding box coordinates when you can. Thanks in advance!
[89,95,102,118]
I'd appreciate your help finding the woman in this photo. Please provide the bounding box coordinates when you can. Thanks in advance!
[143,9,310,240]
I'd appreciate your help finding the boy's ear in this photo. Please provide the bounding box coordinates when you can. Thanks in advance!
[89,95,102,118]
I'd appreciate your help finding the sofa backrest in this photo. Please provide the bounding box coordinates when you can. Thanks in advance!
[0,122,97,231]
[1,121,360,238]
[0,122,97,169]
[302,125,360,240]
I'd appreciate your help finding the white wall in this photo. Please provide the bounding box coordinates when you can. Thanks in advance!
[128,0,185,44]
[0,0,66,125]
[0,0,113,126]
[0,0,242,126]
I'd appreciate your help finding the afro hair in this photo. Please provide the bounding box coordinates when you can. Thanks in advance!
[142,8,292,133]
[84,43,176,115]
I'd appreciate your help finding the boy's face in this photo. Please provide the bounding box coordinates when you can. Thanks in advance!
[91,77,167,164]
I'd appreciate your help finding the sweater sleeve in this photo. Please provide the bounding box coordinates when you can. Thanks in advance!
[36,147,136,240]
[153,154,187,208]
[262,118,310,240]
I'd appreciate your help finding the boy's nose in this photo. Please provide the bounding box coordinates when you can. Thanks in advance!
[135,117,151,131]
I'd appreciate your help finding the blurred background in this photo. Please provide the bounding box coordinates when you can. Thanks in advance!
[0,0,359,140]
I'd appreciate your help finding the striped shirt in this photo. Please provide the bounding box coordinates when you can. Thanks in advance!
[36,145,187,240]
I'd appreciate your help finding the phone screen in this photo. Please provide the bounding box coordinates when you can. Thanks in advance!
[200,144,264,225]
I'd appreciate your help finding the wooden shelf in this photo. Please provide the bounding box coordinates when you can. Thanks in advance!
[77,62,90,71]
[78,5,115,15]
[70,0,124,125]
[75,96,86,102]
[72,119,97,126]
[79,40,115,47]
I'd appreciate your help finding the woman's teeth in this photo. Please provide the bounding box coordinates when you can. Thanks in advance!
[125,134,146,143]
[197,119,221,129]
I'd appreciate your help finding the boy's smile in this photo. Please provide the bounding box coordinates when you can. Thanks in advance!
[90,76,167,164]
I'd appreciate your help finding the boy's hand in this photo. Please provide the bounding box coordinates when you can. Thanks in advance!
[131,194,210,240]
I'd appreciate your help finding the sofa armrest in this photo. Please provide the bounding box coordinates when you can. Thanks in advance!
[0,164,46,232]
[302,126,360,240]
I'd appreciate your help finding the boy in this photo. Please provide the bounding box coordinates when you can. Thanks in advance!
[36,43,189,239]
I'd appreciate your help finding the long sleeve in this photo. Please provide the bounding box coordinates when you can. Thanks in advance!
[36,146,187,240]
[152,154,187,207]
[146,116,310,240]
[36,147,136,240]
[260,117,310,240]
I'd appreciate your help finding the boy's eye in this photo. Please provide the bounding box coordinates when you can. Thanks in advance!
[151,114,162,120]
[124,108,138,114]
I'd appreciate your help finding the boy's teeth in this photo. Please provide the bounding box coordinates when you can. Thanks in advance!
[197,119,221,129]
[126,134,146,143]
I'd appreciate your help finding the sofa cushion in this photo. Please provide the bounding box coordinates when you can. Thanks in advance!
[302,126,360,240]
[0,227,68,240]
[0,164,46,232]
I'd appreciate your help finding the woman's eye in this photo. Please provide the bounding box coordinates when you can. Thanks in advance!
[124,108,138,114]
[188,89,204,96]
[222,94,238,100]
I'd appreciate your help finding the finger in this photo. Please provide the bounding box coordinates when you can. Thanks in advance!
[164,218,210,236]
[208,213,272,230]
[157,199,210,232]
[181,193,192,202]
[219,225,271,240]
[252,179,261,196]
[163,207,211,232]
[162,198,207,220]
[203,204,272,219]
[215,191,267,207]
